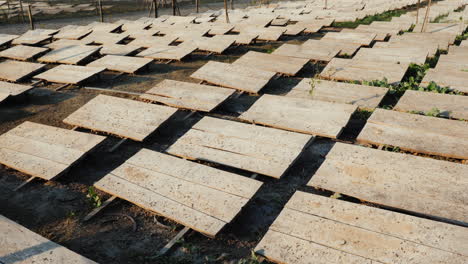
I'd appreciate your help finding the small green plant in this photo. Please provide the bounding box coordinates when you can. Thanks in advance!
[352,109,373,120]
[87,187,102,208]
[237,250,262,264]
[332,9,407,28]
[383,145,400,152]
[330,192,342,199]
[309,78,321,96]
[425,107,442,117]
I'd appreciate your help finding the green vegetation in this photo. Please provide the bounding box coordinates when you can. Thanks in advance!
[455,32,468,45]
[332,9,407,28]
[382,145,401,152]
[237,251,262,264]
[87,187,102,208]
[409,108,449,118]
[351,109,374,120]
[431,14,449,23]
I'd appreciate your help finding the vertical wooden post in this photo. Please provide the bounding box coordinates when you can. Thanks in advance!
[416,0,420,24]
[148,0,153,17]
[196,0,199,13]
[224,0,229,23]
[19,0,25,22]
[27,4,34,30]
[230,0,233,10]
[421,0,432,32]
[98,0,103,22]
[172,0,176,15]
[154,0,158,18]
[324,0,327,9]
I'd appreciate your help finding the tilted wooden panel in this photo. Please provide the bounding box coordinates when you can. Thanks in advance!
[320,58,409,84]
[167,117,312,178]
[0,45,48,61]
[256,191,468,264]
[80,32,128,45]
[321,31,376,46]
[287,79,388,109]
[0,34,18,46]
[141,79,234,112]
[357,108,468,159]
[11,30,56,45]
[87,55,153,73]
[95,149,262,237]
[233,51,308,75]
[182,35,235,54]
[136,44,196,61]
[272,42,340,62]
[99,44,141,56]
[54,25,92,40]
[420,68,468,94]
[239,94,357,138]
[0,215,97,264]
[63,94,177,141]
[353,47,429,64]
[395,90,468,120]
[0,121,105,180]
[190,61,276,94]
[0,60,46,82]
[0,81,32,103]
[38,45,101,65]
[34,65,105,84]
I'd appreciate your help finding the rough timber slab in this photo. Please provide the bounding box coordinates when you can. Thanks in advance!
[167,117,312,178]
[0,81,33,103]
[354,47,429,64]
[45,39,85,50]
[0,45,49,61]
[357,109,468,159]
[320,58,409,84]
[239,94,356,138]
[95,149,262,237]
[136,44,196,61]
[421,68,468,94]
[287,79,388,109]
[233,51,308,76]
[11,29,57,45]
[272,42,340,62]
[255,191,468,264]
[34,65,105,85]
[0,34,18,46]
[85,22,121,33]
[321,31,376,46]
[0,60,45,82]
[375,40,439,57]
[395,90,468,120]
[99,44,141,56]
[183,35,235,54]
[54,25,92,40]
[87,55,152,74]
[129,35,178,48]
[448,45,468,55]
[63,94,177,141]
[238,26,286,41]
[38,45,101,65]
[436,54,468,71]
[81,32,128,45]
[141,79,235,112]
[190,61,276,94]
[223,33,258,45]
[309,142,468,223]
[0,215,97,264]
[0,121,105,180]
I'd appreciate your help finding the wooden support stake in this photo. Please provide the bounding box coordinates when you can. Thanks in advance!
[416,0,420,24]
[14,176,36,191]
[182,111,196,120]
[224,0,230,23]
[421,0,432,33]
[108,138,127,153]
[230,0,233,10]
[148,0,154,17]
[196,0,199,13]
[55,83,69,91]
[154,0,158,18]
[84,195,117,221]
[27,5,34,30]
[172,0,176,15]
[324,0,327,9]
[98,0,103,22]
[19,0,25,23]
[158,226,191,256]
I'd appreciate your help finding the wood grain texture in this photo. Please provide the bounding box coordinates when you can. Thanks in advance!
[0,45,48,61]
[136,44,196,61]
[273,41,340,62]
[233,51,309,75]
[0,34,18,46]
[87,55,153,73]
[0,60,46,82]
[420,68,468,94]
[34,65,105,84]
[38,45,101,65]
[0,81,33,103]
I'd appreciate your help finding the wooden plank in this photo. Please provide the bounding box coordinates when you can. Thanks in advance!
[45,39,84,50]
[287,79,388,109]
[81,32,128,45]
[34,65,105,85]
[421,68,468,94]
[357,109,468,159]
[448,46,468,55]
[95,149,262,237]
[38,45,101,65]
[0,33,19,46]
[256,191,468,264]
[140,79,235,112]
[167,116,312,178]
[54,25,92,40]
[11,29,57,45]
[182,35,235,54]
[85,22,121,33]
[239,94,357,138]
[272,42,340,62]
[354,47,429,64]
[0,215,97,264]
[87,55,153,74]
[0,81,32,103]
[320,58,409,84]
[321,31,376,46]
[233,51,308,75]
[394,90,468,120]
[436,54,468,71]
[309,142,468,223]
[63,94,177,141]
[190,61,276,94]
[0,45,49,61]
[129,35,178,48]
[237,25,286,41]
[0,121,105,180]
[375,40,439,57]
[0,60,45,82]
[136,44,196,61]
[99,44,141,56]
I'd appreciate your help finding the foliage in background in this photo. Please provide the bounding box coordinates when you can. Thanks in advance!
[332,9,407,28]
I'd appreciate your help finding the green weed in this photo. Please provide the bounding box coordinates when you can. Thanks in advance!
[87,187,102,208]
[351,109,373,120]
[237,250,262,264]
[332,9,407,28]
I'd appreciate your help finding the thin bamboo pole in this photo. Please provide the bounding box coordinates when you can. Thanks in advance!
[421,0,432,32]
[224,0,229,23]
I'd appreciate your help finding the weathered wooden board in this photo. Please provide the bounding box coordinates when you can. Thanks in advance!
[54,25,92,40]
[421,68,468,94]
[281,24,306,35]
[0,121,105,180]
[236,25,286,41]
[182,35,235,54]
[287,79,388,109]
[85,22,121,33]
[38,45,101,65]
[391,33,454,50]
[321,31,376,46]
[341,27,390,41]
[354,47,429,64]
[0,45,49,61]
[320,58,409,84]
[0,60,46,82]
[34,65,105,84]
[239,94,356,138]
[0,34,18,46]
[45,39,85,50]
[255,191,468,264]
[436,54,468,71]
[413,23,463,36]
[136,44,196,61]
[395,90,468,120]
[309,142,468,223]
[272,42,340,62]
[63,94,177,141]
[95,149,262,237]
[0,81,32,103]
[87,55,152,73]
[167,116,312,178]
[126,28,160,39]
[130,35,178,48]
[0,215,97,264]
[207,23,234,35]
[11,29,57,45]
[141,79,235,112]
[448,45,468,55]
[461,41,468,48]
[222,33,258,45]
[81,32,128,45]
[190,61,275,94]
[357,108,468,159]
[99,44,141,56]
[233,51,308,75]
[375,39,439,57]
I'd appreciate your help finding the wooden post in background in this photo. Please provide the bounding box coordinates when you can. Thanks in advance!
[148,1,153,17]
[324,0,327,9]
[230,0,233,10]
[224,0,229,23]
[416,0,420,24]
[19,0,25,22]
[196,0,199,13]
[98,0,103,22]
[154,0,158,18]
[421,0,432,32]
[172,0,176,15]
[27,4,34,29]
